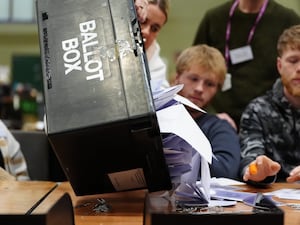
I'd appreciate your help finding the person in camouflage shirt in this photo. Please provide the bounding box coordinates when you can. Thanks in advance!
[239,24,300,186]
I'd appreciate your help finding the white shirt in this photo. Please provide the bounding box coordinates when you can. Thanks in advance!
[146,40,170,90]
[0,120,29,180]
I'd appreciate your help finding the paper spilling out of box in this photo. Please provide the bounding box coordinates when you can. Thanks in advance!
[153,84,213,202]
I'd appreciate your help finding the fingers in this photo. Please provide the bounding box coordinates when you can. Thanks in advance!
[243,161,262,182]
[243,156,300,184]
[287,166,300,183]
[243,167,250,181]
[256,155,280,175]
[243,161,257,181]
[243,156,281,182]
[270,162,281,175]
[286,173,300,183]
[135,0,148,23]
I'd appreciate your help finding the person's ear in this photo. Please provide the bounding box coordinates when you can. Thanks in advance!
[173,73,180,85]
[277,57,282,73]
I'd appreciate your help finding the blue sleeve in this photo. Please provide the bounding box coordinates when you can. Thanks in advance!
[199,116,241,179]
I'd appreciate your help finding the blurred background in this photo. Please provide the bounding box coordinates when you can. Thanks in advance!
[0,0,299,130]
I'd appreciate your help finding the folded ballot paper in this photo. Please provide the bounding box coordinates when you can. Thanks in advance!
[152,83,213,203]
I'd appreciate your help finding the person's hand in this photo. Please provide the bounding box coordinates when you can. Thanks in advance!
[216,113,237,131]
[135,0,148,23]
[286,166,300,183]
[243,155,281,182]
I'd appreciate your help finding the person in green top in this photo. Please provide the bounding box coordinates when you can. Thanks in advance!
[193,0,300,128]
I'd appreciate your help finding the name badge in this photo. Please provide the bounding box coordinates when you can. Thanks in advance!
[229,45,253,64]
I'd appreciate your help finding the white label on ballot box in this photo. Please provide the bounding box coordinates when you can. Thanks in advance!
[108,168,147,191]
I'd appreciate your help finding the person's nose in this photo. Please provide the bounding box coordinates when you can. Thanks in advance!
[194,80,204,93]
[296,62,300,73]
[141,24,150,37]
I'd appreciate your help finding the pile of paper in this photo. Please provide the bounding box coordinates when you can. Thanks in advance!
[151,82,213,201]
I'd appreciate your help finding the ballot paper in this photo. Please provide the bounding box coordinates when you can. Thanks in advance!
[152,84,184,110]
[156,104,212,164]
[153,84,213,202]
[267,188,300,200]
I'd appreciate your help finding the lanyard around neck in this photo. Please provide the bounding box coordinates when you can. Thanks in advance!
[225,0,269,66]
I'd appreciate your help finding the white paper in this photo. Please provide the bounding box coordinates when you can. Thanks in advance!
[201,157,211,200]
[154,84,213,200]
[156,104,212,164]
[173,94,206,113]
[152,84,184,110]
[267,188,300,200]
[210,177,246,186]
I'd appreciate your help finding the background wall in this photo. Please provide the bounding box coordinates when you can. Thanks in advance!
[158,0,300,81]
[0,0,299,84]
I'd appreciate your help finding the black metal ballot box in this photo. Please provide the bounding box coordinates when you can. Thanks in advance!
[36,0,172,196]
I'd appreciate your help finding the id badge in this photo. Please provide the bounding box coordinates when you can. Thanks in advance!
[229,45,253,64]
[222,73,232,92]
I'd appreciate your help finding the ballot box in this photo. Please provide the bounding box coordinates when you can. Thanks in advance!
[143,193,284,225]
[36,0,172,196]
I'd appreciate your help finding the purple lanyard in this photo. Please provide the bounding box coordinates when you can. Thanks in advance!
[225,0,269,66]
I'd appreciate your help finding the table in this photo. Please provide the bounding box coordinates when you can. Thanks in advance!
[241,182,300,225]
[0,180,58,214]
[37,182,147,225]
[0,181,300,225]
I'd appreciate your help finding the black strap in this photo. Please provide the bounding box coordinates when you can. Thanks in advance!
[0,149,5,169]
